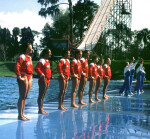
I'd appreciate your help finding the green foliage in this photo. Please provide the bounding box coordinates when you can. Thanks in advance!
[73,0,98,40]
[0,60,150,81]
[19,27,34,53]
[0,28,12,61]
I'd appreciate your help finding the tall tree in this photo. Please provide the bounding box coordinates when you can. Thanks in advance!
[73,0,98,41]
[105,22,132,59]
[8,27,20,59]
[0,28,11,61]
[135,28,150,59]
[20,27,34,53]
[38,0,73,42]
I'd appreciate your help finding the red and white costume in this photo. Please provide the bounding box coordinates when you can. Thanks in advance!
[70,59,82,80]
[103,64,112,79]
[89,63,98,80]
[97,65,104,80]
[35,58,51,84]
[80,57,88,78]
[15,54,33,80]
[57,58,70,81]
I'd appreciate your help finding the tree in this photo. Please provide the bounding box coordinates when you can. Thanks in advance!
[73,0,98,41]
[7,27,20,59]
[134,28,150,59]
[20,27,34,53]
[38,0,73,42]
[0,28,12,61]
[41,23,54,47]
[104,22,132,59]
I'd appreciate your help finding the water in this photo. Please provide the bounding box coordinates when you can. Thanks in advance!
[0,77,150,138]
[0,77,149,110]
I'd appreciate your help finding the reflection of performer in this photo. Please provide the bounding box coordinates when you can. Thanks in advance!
[35,115,48,139]
[140,67,146,93]
[15,43,33,120]
[57,50,70,110]
[78,50,90,105]
[70,51,82,108]
[103,58,112,99]
[88,55,98,103]
[35,48,52,114]
[16,121,25,139]
[94,59,104,101]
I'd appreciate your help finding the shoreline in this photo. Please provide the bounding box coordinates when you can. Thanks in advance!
[1,75,150,84]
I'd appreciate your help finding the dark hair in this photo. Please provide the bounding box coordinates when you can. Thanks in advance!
[83,50,90,56]
[62,49,70,57]
[22,43,32,53]
[40,48,50,58]
[74,50,81,56]
[92,54,98,61]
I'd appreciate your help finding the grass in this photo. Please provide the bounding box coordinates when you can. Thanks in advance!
[0,60,150,81]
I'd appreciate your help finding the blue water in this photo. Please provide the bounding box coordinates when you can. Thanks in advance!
[0,77,150,139]
[0,77,149,110]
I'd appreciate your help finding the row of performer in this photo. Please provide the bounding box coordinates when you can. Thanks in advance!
[14,43,145,121]
[14,43,111,120]
[119,57,146,96]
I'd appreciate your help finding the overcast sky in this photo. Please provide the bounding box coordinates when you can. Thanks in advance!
[0,0,149,33]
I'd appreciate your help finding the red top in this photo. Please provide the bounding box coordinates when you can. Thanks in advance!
[80,57,88,77]
[35,58,51,80]
[57,58,70,81]
[89,63,98,80]
[70,59,82,80]
[97,65,104,80]
[15,54,33,77]
[103,64,112,79]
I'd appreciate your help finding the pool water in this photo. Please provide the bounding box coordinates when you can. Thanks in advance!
[0,77,149,110]
[0,77,150,139]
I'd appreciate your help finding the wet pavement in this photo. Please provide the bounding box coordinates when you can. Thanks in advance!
[0,92,150,139]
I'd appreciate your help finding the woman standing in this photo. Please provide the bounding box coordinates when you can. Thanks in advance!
[35,48,52,114]
[103,58,112,99]
[70,50,82,108]
[94,59,104,101]
[88,55,99,103]
[57,50,70,110]
[78,50,90,105]
[15,43,33,120]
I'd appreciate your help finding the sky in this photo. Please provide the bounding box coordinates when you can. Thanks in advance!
[0,0,150,33]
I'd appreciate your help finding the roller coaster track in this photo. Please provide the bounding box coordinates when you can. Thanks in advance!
[77,0,117,50]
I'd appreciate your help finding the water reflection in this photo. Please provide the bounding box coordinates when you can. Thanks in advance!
[16,121,25,139]
[14,102,150,139]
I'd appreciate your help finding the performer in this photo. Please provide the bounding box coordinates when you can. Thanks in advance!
[88,55,98,103]
[70,50,82,108]
[94,58,104,101]
[119,57,138,96]
[35,48,52,114]
[15,43,33,120]
[134,59,143,93]
[103,58,112,99]
[78,50,90,105]
[129,57,139,94]
[57,50,70,110]
[119,62,132,96]
[140,66,146,93]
